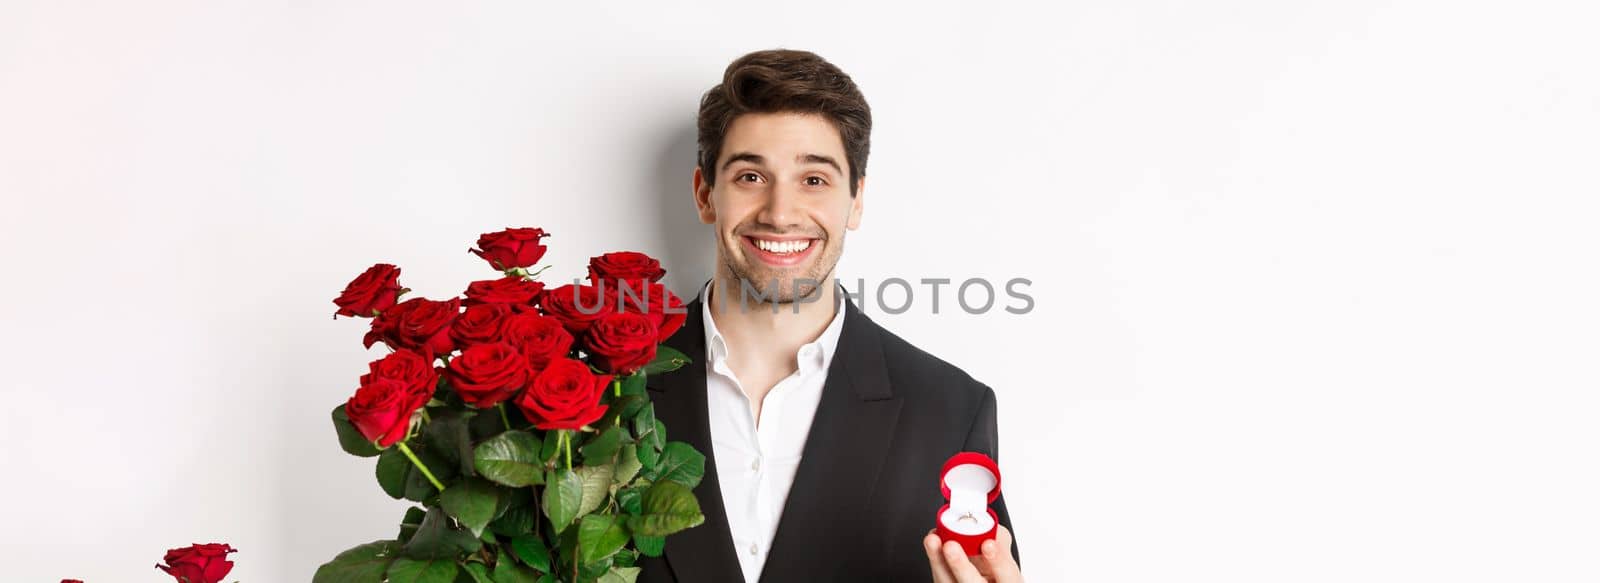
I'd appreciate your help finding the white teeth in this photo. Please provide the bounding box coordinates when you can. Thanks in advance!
[753,238,812,254]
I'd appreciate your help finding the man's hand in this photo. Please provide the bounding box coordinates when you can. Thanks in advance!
[923,524,1024,583]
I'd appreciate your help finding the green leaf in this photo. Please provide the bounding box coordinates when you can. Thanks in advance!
[403,445,449,503]
[333,404,382,457]
[491,559,541,583]
[615,395,647,420]
[636,443,659,472]
[613,549,638,568]
[398,507,427,543]
[473,431,544,487]
[640,345,691,375]
[579,556,615,580]
[540,429,563,463]
[488,505,536,537]
[631,405,661,452]
[404,506,480,559]
[652,441,706,488]
[633,533,665,558]
[613,444,642,486]
[376,447,411,499]
[619,372,647,396]
[462,562,495,583]
[509,534,551,573]
[385,556,459,583]
[425,408,476,477]
[580,426,625,462]
[313,540,400,583]
[577,514,630,565]
[599,566,642,583]
[617,488,643,515]
[542,468,583,531]
[440,477,503,537]
[626,480,705,536]
[574,464,614,521]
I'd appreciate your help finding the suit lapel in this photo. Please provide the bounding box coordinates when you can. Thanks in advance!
[757,296,904,583]
[647,296,745,582]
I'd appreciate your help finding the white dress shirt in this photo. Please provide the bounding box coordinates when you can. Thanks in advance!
[699,280,848,583]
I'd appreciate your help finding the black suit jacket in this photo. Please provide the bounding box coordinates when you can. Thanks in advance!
[637,293,1020,582]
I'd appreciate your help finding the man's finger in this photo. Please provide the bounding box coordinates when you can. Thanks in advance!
[980,525,1024,582]
[924,530,956,583]
[941,540,986,583]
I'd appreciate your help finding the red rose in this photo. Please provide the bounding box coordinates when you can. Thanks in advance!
[463,277,545,312]
[515,358,612,430]
[61,580,84,583]
[542,284,612,334]
[587,251,666,286]
[359,350,439,395]
[345,376,431,447]
[362,297,459,358]
[333,263,404,318]
[450,303,512,348]
[501,312,574,372]
[469,227,550,271]
[446,342,531,408]
[155,542,236,583]
[617,282,686,342]
[584,311,659,374]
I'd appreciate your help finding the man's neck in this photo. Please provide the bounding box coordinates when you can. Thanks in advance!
[706,273,839,369]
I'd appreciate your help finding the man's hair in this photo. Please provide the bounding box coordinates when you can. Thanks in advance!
[697,49,872,197]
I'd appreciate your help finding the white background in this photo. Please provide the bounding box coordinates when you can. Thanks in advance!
[3,1,1597,580]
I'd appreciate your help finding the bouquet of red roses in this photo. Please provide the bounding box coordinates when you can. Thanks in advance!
[318,227,705,583]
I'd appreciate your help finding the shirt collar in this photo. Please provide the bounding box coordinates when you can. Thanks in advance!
[698,279,848,374]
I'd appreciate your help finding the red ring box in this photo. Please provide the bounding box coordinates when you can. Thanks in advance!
[935,451,1001,556]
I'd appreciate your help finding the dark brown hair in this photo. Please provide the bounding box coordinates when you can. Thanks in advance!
[697,49,872,197]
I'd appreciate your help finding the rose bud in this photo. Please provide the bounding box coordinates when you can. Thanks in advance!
[501,312,574,373]
[515,358,612,431]
[469,227,550,271]
[333,263,405,319]
[362,297,459,358]
[541,284,612,334]
[154,543,236,583]
[584,311,659,374]
[446,341,532,408]
[450,303,512,349]
[463,276,545,312]
[587,251,666,287]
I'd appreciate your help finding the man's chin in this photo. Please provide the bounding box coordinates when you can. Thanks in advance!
[727,274,828,305]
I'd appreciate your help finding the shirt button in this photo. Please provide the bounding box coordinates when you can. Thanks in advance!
[751,457,761,472]
[748,542,759,556]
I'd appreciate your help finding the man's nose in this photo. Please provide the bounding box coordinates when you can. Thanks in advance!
[755,181,803,228]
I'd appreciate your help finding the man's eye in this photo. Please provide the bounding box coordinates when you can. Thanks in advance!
[738,173,761,182]
[805,176,827,186]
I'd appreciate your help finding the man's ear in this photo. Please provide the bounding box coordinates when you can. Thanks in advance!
[846,175,865,230]
[692,166,716,225]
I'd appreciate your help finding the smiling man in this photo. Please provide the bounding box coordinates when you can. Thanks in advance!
[634,49,1023,583]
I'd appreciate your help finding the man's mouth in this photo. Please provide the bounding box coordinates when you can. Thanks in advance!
[741,235,820,267]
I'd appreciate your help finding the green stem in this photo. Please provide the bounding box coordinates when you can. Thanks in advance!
[562,430,573,472]
[396,441,446,492]
[612,378,621,398]
[497,404,512,431]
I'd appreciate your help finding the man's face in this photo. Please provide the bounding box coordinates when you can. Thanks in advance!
[693,111,864,305]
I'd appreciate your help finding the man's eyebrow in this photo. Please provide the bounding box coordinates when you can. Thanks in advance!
[798,153,843,176]
[720,151,843,176]
[721,152,764,171]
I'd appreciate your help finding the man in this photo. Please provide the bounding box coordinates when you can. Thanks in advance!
[636,49,1023,583]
